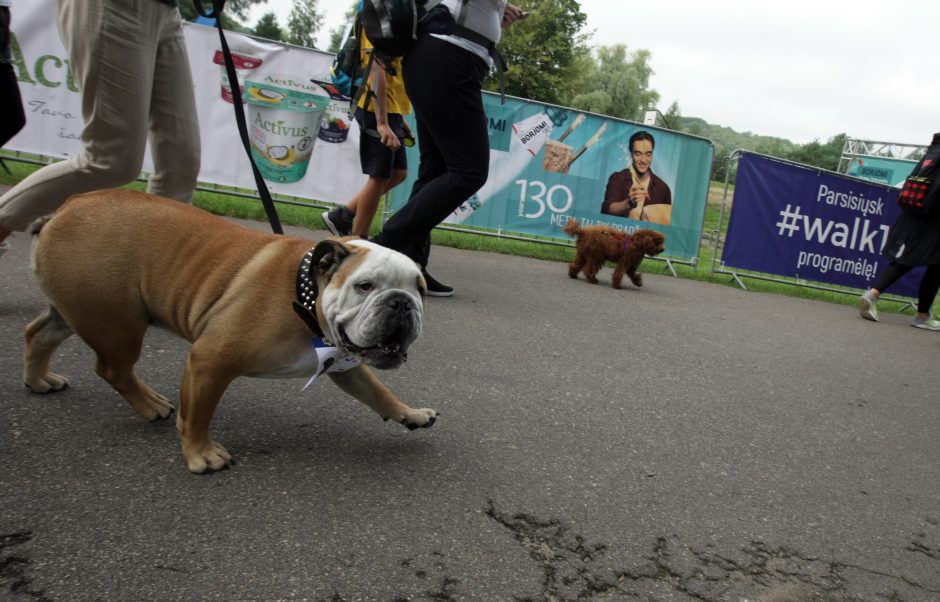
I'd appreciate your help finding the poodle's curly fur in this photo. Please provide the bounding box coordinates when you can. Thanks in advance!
[564,218,666,289]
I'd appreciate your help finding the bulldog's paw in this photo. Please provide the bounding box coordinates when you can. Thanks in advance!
[182,440,232,474]
[25,372,70,394]
[397,408,437,430]
[134,389,175,422]
[630,273,643,287]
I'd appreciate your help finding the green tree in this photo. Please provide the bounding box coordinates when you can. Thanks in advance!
[711,146,734,184]
[286,0,324,48]
[754,139,793,159]
[484,0,591,106]
[661,101,682,131]
[253,12,284,42]
[678,117,800,182]
[785,133,847,171]
[327,3,358,53]
[568,44,659,122]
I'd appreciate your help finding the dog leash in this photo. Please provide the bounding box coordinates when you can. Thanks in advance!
[193,0,284,235]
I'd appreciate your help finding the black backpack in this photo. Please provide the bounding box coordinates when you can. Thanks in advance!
[359,0,439,60]
[898,133,940,215]
[329,2,385,120]
[330,10,364,98]
[359,0,508,102]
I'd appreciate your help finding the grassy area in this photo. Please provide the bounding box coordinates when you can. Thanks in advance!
[0,155,921,317]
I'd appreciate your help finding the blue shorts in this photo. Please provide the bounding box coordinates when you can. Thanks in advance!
[356,107,408,179]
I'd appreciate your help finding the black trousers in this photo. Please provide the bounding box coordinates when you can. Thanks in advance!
[371,35,490,267]
[873,262,940,314]
[1,7,27,150]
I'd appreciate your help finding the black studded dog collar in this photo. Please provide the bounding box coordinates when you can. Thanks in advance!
[292,247,326,338]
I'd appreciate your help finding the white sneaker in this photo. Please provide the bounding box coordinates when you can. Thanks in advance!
[912,315,940,331]
[858,291,878,322]
[0,241,10,259]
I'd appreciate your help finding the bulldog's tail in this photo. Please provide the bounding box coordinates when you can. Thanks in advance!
[563,218,582,239]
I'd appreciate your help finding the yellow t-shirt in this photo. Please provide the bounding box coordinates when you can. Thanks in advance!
[357,34,411,116]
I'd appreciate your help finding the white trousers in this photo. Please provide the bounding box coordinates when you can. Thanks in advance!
[0,0,200,232]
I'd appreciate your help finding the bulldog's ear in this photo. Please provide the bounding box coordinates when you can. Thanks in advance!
[311,239,352,280]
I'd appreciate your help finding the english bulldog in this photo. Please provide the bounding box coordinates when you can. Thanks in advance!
[24,190,436,473]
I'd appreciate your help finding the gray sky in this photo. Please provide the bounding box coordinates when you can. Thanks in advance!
[251,0,939,147]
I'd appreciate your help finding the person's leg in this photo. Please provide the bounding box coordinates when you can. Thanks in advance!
[0,63,26,149]
[0,7,23,158]
[354,116,409,237]
[371,36,489,265]
[385,167,408,192]
[915,263,940,317]
[374,106,449,295]
[348,177,389,238]
[0,0,154,236]
[0,60,19,247]
[407,110,446,203]
[350,168,407,238]
[145,3,200,202]
[870,262,913,299]
[394,110,444,289]
[858,262,913,322]
[324,110,399,237]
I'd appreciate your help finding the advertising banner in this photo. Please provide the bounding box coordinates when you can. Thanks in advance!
[389,95,715,260]
[722,153,921,297]
[846,156,916,187]
[9,1,713,256]
[7,3,367,205]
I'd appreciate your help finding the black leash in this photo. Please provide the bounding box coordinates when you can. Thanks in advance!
[193,0,284,235]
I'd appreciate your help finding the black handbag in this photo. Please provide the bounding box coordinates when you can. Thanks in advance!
[898,133,940,214]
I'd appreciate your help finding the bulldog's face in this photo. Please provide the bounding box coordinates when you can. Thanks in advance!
[313,239,426,369]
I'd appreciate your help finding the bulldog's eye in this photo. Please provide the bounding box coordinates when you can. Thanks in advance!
[356,282,374,295]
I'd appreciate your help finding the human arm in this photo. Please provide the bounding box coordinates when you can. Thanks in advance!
[369,63,401,151]
[602,171,634,216]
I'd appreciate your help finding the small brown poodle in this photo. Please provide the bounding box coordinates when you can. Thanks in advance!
[564,218,666,289]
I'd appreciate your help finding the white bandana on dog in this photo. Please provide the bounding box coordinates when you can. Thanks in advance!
[301,338,361,390]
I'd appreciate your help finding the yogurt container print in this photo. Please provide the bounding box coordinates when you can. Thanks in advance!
[243,75,331,183]
[311,80,353,143]
[213,48,263,104]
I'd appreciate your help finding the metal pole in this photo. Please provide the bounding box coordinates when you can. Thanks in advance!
[711,149,742,274]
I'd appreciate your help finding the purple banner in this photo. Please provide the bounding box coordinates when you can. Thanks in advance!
[722,153,920,297]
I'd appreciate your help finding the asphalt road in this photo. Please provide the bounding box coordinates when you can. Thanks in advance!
[1,202,939,601]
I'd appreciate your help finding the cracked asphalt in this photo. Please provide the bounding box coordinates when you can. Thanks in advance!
[2,203,939,601]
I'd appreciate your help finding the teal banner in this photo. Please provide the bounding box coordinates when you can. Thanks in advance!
[389,94,715,260]
[846,156,916,187]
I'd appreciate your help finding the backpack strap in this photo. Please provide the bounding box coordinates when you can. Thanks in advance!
[348,49,377,120]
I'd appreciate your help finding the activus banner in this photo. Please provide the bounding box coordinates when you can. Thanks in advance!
[7,2,366,205]
[722,153,920,297]
[389,95,714,260]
